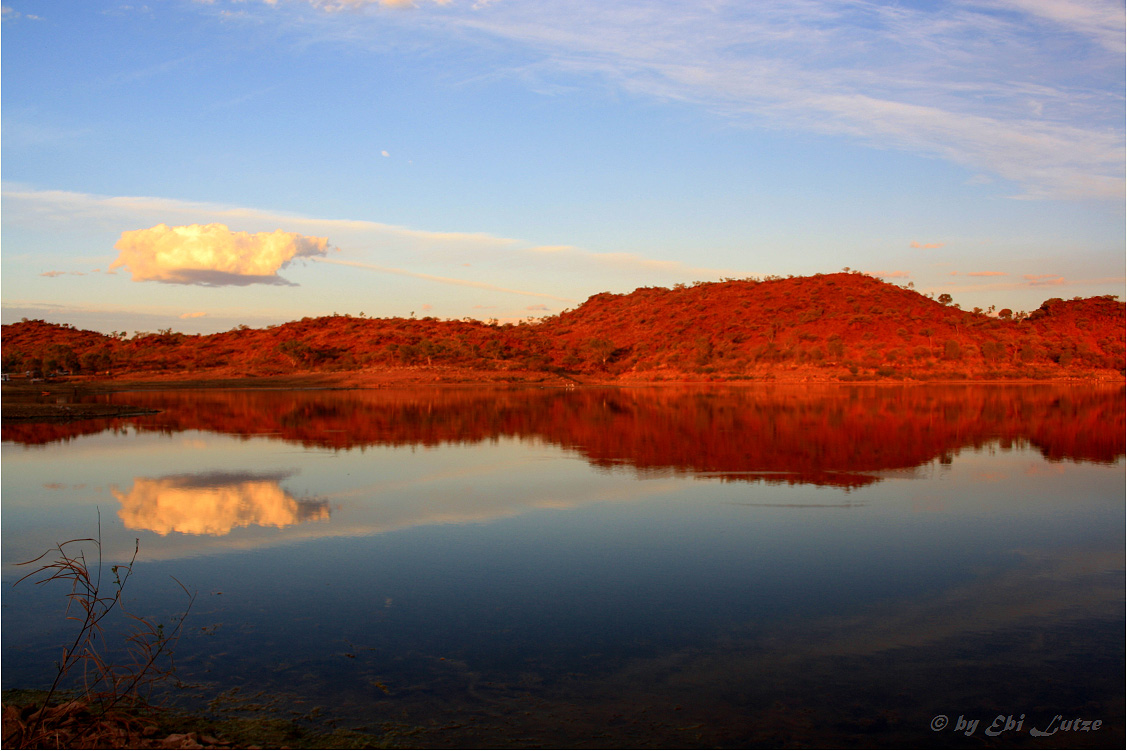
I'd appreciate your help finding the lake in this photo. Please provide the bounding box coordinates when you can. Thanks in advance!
[2,384,1123,747]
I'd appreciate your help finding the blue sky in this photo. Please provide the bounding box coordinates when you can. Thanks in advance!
[2,0,1123,334]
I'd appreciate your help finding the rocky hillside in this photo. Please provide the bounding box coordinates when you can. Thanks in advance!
[3,273,1124,381]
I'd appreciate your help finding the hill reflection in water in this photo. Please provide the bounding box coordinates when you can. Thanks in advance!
[2,384,1123,746]
[5,384,1122,488]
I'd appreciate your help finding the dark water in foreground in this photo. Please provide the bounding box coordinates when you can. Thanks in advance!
[2,384,1124,747]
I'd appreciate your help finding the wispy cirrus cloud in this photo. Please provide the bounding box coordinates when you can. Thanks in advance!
[967,271,1008,277]
[525,244,734,278]
[989,0,1125,52]
[299,0,451,10]
[911,241,945,249]
[4,186,738,286]
[262,0,1123,200]
[311,257,574,301]
[1023,273,1067,286]
[1,186,513,248]
[942,274,1123,293]
[1,6,42,21]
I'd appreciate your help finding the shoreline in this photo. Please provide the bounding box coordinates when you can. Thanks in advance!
[8,367,1126,391]
[0,403,161,422]
[4,369,1122,423]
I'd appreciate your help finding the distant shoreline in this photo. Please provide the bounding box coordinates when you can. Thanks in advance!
[3,370,1122,424]
[7,368,1126,392]
[0,402,162,422]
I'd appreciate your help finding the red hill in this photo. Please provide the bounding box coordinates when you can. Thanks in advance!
[2,273,1123,382]
[541,273,1125,378]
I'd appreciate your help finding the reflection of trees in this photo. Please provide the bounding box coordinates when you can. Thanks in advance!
[112,471,329,536]
[9,385,1124,489]
[541,386,1125,485]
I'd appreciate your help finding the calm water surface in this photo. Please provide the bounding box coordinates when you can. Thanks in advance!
[2,384,1123,747]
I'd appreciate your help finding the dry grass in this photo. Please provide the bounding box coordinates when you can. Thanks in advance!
[3,516,195,749]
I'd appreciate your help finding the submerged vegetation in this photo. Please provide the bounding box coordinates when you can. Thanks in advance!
[2,274,1124,382]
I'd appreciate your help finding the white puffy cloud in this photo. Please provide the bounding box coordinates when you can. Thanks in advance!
[110,223,329,286]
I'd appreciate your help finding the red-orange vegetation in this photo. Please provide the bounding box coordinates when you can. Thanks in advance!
[5,386,1121,489]
[2,273,1123,381]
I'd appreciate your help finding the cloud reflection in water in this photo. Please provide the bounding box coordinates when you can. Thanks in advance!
[112,470,329,536]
